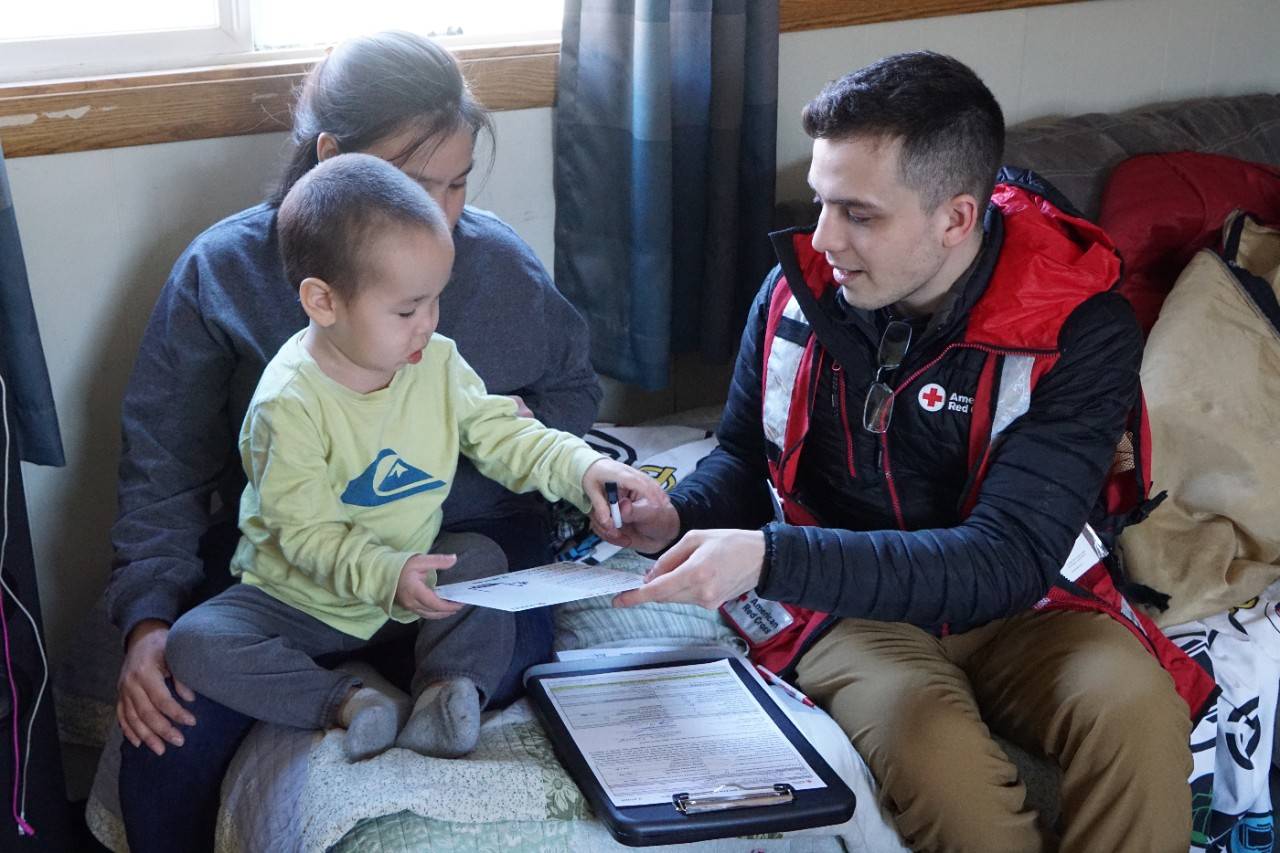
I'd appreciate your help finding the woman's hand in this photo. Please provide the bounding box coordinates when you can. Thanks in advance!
[395,553,466,619]
[116,619,197,756]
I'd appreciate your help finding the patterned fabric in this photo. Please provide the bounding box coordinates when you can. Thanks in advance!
[1170,596,1280,853]
[554,0,779,388]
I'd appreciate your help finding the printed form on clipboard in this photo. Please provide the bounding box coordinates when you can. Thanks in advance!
[539,658,826,808]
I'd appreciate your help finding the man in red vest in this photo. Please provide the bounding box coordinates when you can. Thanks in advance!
[603,52,1201,853]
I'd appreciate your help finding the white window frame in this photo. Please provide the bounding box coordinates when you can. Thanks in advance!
[1,0,563,86]
[0,0,259,84]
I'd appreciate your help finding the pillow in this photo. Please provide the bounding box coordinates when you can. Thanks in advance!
[1097,151,1280,334]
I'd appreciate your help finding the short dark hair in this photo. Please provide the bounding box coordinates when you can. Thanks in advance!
[277,152,450,296]
[272,31,493,204]
[802,51,1004,208]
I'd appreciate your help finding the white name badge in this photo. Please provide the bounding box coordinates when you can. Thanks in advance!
[1060,523,1108,582]
[723,590,795,645]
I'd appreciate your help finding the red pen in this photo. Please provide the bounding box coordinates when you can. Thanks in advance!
[756,664,816,708]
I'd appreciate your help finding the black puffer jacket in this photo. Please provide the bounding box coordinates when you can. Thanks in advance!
[669,171,1143,634]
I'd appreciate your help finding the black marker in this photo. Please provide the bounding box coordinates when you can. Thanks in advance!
[605,481,623,528]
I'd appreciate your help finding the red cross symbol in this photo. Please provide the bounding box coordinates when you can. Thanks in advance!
[918,383,946,412]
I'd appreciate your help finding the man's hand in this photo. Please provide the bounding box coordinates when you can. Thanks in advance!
[612,529,766,610]
[581,458,670,535]
[396,554,465,620]
[116,619,197,756]
[592,494,682,555]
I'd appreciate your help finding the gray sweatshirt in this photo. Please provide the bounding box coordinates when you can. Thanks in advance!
[106,203,600,639]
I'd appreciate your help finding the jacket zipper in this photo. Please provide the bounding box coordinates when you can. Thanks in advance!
[881,432,904,529]
[831,363,857,478]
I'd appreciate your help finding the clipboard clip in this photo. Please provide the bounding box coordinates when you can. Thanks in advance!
[672,783,796,814]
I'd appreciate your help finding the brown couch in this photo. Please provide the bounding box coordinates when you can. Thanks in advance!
[1004,92,1280,219]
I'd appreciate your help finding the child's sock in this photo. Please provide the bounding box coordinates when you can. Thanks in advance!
[394,677,481,758]
[338,686,406,762]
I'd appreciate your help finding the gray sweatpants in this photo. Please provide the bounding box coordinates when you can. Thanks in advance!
[165,532,514,730]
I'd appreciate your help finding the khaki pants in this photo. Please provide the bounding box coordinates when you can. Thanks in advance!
[795,609,1192,853]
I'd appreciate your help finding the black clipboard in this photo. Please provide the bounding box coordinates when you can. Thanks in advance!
[524,654,856,847]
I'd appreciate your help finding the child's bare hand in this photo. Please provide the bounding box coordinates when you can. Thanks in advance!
[395,554,464,620]
[507,394,534,418]
[582,458,670,533]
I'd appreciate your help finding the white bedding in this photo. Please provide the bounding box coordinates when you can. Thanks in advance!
[198,648,908,853]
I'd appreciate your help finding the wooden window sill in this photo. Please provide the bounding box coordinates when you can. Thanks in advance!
[0,41,558,158]
[778,0,1074,32]
[0,0,1075,158]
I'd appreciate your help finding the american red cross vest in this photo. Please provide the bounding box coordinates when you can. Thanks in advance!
[735,181,1217,721]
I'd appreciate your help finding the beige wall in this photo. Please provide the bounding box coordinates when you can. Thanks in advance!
[774,0,1280,202]
[10,0,1280,665]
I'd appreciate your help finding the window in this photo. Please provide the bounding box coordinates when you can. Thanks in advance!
[0,0,564,84]
[251,0,563,52]
[8,0,219,40]
[2,0,248,83]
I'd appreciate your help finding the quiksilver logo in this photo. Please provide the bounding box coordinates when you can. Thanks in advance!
[341,448,445,507]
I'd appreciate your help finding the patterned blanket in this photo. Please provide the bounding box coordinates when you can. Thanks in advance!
[1174,594,1280,852]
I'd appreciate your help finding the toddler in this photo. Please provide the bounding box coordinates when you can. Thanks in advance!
[165,153,664,761]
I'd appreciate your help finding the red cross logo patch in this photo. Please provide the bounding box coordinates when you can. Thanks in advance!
[918,383,946,412]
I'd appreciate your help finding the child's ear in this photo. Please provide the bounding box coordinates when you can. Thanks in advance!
[299,277,339,327]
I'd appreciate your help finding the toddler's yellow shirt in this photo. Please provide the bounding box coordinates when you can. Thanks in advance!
[231,331,600,638]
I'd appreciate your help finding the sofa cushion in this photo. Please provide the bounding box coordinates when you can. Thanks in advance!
[1004,93,1280,220]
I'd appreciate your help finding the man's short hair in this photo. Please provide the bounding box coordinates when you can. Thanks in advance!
[277,152,449,296]
[802,51,1004,209]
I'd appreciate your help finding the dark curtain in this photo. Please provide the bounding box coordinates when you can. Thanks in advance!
[0,142,74,848]
[0,143,63,467]
[554,0,779,390]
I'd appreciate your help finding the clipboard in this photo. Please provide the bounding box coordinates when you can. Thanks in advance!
[524,653,856,847]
